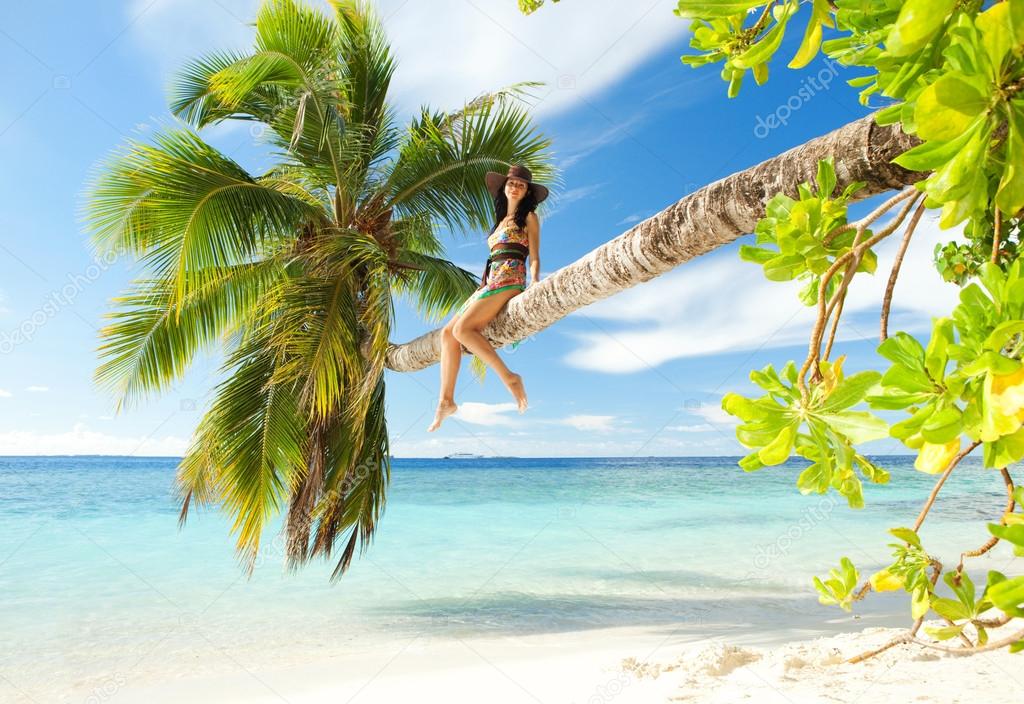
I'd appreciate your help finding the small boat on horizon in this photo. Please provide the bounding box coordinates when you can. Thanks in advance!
[442,452,485,459]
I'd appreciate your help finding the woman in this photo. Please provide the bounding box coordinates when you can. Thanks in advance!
[427,164,548,432]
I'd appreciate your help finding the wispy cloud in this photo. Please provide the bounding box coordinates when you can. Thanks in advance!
[616,213,645,226]
[665,423,715,433]
[454,401,522,426]
[0,423,188,456]
[0,389,12,398]
[557,414,617,431]
[26,386,48,393]
[687,404,738,427]
[543,183,604,220]
[556,110,650,171]
[562,211,961,373]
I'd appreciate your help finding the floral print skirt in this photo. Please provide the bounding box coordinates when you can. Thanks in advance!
[456,257,526,316]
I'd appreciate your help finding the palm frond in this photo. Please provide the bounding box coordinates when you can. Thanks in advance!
[310,372,390,580]
[330,0,396,128]
[391,251,478,324]
[168,49,273,127]
[254,0,339,70]
[386,98,558,233]
[390,211,443,257]
[188,343,308,573]
[95,261,282,410]
[83,127,324,303]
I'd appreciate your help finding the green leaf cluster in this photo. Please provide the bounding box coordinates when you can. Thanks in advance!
[868,260,1024,468]
[873,527,935,619]
[723,355,889,508]
[889,3,1024,228]
[675,1,809,98]
[813,556,859,611]
[739,158,868,305]
[678,1,1024,231]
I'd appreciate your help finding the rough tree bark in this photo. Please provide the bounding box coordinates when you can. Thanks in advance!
[386,112,925,372]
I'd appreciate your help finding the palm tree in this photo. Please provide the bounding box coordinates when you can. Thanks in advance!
[83,0,555,579]
[386,112,925,371]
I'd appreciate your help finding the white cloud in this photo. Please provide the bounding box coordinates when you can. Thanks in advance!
[556,111,650,171]
[390,432,732,458]
[26,386,48,392]
[616,212,644,226]
[129,0,689,121]
[0,389,12,398]
[665,423,715,433]
[0,423,188,456]
[687,403,737,427]
[557,414,616,431]
[454,400,522,426]
[563,211,962,373]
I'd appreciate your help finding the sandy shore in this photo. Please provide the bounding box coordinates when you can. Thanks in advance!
[98,618,1022,704]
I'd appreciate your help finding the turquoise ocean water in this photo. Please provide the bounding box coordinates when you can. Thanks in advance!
[0,455,1016,700]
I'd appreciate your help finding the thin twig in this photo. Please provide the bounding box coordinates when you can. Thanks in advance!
[746,0,778,42]
[913,442,982,532]
[797,191,922,400]
[975,613,1015,629]
[909,627,1024,655]
[822,187,918,246]
[850,626,1024,662]
[823,290,846,361]
[851,581,872,602]
[992,208,1002,265]
[881,200,927,342]
[848,560,943,664]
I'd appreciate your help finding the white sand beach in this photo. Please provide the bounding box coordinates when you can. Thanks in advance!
[96,618,1022,704]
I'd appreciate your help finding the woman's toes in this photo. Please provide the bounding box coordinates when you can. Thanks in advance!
[427,400,458,432]
[505,373,528,413]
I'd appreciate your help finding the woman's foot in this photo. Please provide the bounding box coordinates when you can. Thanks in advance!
[427,399,458,432]
[504,373,528,413]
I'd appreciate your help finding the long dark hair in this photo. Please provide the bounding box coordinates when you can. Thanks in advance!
[488,181,539,234]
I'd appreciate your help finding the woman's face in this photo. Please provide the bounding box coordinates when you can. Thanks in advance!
[505,177,528,202]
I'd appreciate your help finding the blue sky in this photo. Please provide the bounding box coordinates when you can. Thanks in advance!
[0,0,958,457]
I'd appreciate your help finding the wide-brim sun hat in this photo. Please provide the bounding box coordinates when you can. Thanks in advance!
[484,164,549,204]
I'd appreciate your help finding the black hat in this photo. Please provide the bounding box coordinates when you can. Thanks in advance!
[484,164,549,204]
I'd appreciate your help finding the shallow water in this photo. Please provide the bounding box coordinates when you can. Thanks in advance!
[0,455,1015,700]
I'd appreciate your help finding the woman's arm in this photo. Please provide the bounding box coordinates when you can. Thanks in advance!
[526,211,541,285]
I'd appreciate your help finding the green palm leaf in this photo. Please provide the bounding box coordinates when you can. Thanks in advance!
[392,251,479,324]
[191,343,307,572]
[84,127,325,303]
[95,261,283,409]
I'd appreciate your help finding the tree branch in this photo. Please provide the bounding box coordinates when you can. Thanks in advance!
[913,442,981,532]
[385,114,925,372]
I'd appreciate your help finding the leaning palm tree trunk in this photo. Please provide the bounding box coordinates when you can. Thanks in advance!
[386,113,924,372]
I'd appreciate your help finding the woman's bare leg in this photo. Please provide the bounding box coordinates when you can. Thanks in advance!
[428,318,463,432]
[453,290,528,412]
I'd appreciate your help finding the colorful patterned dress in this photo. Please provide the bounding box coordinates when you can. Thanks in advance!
[456,220,530,317]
